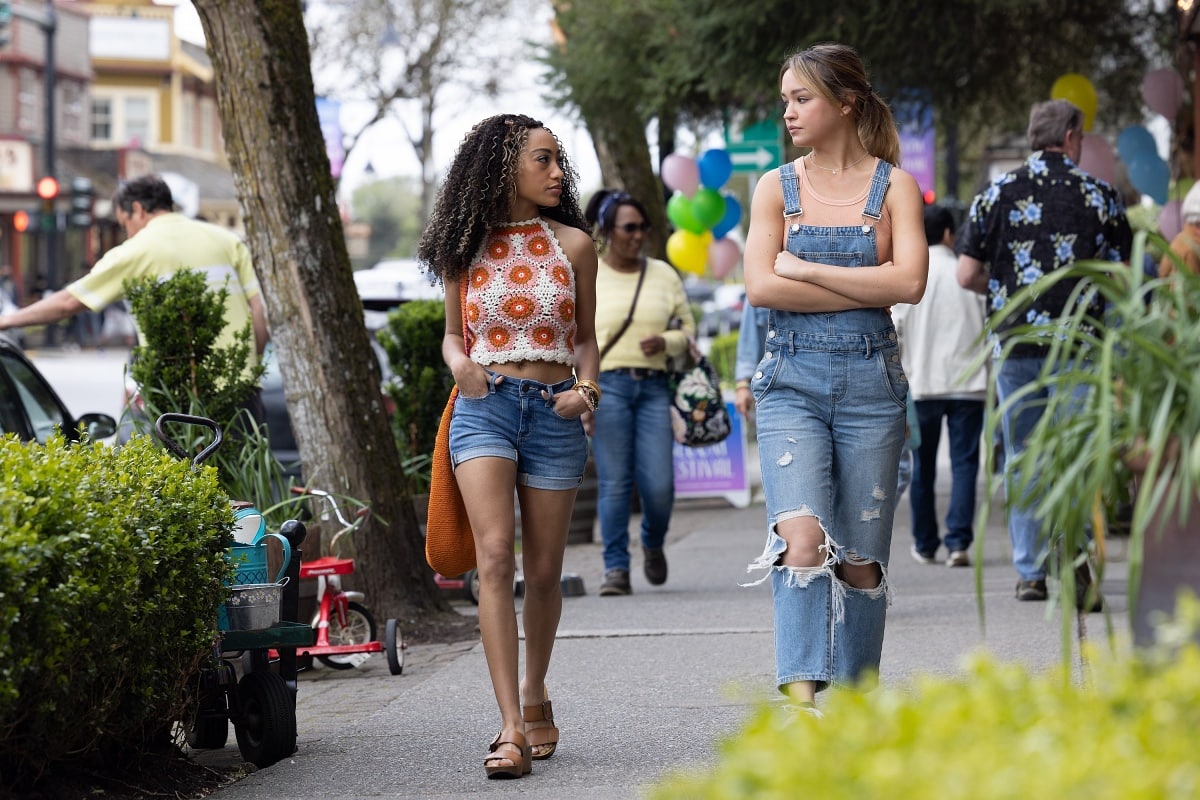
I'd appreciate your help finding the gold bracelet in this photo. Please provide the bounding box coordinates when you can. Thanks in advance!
[574,379,602,405]
[574,384,598,411]
[735,379,751,390]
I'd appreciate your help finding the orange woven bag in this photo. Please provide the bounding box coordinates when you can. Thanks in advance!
[425,386,476,577]
[425,282,477,577]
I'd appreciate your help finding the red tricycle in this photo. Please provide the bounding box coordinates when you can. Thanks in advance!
[291,487,405,675]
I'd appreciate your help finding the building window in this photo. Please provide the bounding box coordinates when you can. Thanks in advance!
[182,94,195,148]
[92,98,112,141]
[62,83,85,143]
[199,98,215,152]
[17,69,39,133]
[124,97,151,148]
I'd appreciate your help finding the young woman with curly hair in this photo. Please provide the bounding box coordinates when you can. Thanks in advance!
[418,113,599,779]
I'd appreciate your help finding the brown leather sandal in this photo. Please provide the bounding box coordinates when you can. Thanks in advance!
[484,730,531,779]
[523,698,559,760]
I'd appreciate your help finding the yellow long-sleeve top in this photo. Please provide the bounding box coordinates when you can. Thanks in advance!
[595,256,694,372]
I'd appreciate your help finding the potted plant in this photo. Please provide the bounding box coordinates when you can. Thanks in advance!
[979,230,1200,645]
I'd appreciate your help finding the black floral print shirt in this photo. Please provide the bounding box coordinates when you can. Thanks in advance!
[956,150,1132,358]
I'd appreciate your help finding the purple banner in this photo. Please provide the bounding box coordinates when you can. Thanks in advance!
[894,100,935,197]
[317,97,345,179]
[673,401,751,506]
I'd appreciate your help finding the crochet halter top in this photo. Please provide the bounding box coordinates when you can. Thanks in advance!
[463,217,577,366]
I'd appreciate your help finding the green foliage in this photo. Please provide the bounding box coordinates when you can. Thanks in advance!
[0,434,232,781]
[978,231,1200,644]
[376,299,454,493]
[124,270,291,520]
[350,176,423,268]
[652,596,1200,800]
[708,331,738,387]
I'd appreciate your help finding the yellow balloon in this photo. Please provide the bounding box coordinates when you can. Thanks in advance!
[1051,73,1097,131]
[667,230,711,275]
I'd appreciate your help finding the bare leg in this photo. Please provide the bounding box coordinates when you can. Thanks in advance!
[776,516,826,706]
[457,457,524,769]
[516,483,575,756]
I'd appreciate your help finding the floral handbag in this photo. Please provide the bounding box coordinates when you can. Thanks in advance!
[668,339,732,447]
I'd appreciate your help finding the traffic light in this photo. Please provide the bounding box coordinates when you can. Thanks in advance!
[0,1,11,48]
[36,175,58,233]
[69,177,94,228]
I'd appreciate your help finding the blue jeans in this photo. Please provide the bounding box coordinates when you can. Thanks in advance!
[910,398,985,557]
[994,357,1087,581]
[592,370,675,572]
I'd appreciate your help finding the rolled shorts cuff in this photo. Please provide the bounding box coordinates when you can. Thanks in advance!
[451,444,517,468]
[452,446,584,491]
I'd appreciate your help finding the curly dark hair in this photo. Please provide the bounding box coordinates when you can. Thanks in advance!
[418,114,589,283]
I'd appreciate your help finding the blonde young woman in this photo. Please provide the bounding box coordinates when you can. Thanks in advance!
[418,114,599,778]
[742,43,928,711]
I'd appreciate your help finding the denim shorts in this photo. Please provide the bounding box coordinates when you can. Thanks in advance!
[448,371,589,491]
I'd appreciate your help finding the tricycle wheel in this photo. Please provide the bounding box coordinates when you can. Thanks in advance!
[465,568,480,605]
[385,618,404,675]
[317,601,377,670]
[233,671,296,768]
[187,693,229,750]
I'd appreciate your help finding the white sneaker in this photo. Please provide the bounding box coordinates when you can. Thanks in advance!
[946,550,970,567]
[910,544,937,565]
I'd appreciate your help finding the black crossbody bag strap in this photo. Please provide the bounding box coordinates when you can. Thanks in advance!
[599,259,647,362]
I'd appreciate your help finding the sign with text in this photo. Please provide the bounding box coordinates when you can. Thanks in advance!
[894,100,935,197]
[673,400,751,508]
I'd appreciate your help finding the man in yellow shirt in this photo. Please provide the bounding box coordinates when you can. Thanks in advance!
[0,174,268,363]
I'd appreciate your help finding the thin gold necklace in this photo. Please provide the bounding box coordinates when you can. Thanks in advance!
[806,151,869,175]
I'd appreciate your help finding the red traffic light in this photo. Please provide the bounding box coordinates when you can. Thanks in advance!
[13,210,30,232]
[36,176,59,200]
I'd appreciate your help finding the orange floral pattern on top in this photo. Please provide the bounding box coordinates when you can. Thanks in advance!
[463,218,577,365]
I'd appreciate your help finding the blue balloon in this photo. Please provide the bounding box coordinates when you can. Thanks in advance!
[1116,125,1157,164]
[1126,151,1169,205]
[711,193,743,239]
[697,149,733,190]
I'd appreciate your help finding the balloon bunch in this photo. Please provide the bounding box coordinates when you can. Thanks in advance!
[661,149,744,279]
[1065,69,1185,208]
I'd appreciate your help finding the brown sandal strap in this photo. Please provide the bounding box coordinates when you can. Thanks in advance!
[486,731,528,765]
[522,699,554,723]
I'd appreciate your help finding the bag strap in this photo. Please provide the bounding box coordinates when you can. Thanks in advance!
[599,258,647,362]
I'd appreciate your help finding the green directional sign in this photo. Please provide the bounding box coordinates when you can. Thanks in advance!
[725,119,782,173]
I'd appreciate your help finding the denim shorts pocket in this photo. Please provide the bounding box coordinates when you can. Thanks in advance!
[879,349,909,409]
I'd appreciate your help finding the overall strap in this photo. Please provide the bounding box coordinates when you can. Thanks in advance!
[779,161,803,219]
[862,159,893,221]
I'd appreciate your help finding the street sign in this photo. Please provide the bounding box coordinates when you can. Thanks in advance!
[725,120,782,174]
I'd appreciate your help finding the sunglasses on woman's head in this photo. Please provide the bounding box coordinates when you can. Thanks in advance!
[616,222,651,234]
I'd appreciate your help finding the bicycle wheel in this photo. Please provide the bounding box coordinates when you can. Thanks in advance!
[385,618,404,675]
[317,600,378,670]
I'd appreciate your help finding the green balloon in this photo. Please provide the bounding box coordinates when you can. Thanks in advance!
[667,192,705,234]
[691,188,726,229]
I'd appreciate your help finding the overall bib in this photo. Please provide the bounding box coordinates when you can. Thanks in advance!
[747,159,908,692]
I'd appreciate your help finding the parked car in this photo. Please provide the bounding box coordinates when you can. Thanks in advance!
[353,258,443,312]
[698,283,746,338]
[0,333,117,443]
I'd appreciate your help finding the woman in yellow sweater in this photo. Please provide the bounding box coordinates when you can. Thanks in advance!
[584,190,695,596]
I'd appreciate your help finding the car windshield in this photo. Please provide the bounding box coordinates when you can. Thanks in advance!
[0,350,69,443]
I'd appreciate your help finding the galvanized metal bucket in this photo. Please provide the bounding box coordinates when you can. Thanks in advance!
[223,579,287,632]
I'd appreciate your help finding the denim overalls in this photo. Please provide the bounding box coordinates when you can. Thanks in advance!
[747,159,908,693]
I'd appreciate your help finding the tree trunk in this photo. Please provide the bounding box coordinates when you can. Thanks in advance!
[191,0,455,628]
[587,109,667,261]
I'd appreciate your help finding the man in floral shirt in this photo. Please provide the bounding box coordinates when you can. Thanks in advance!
[956,99,1132,605]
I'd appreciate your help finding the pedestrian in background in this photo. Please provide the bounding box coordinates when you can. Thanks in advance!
[0,175,268,417]
[1160,181,1200,277]
[742,42,927,710]
[893,205,988,568]
[957,99,1131,605]
[583,189,693,597]
[418,113,599,779]
[733,300,769,419]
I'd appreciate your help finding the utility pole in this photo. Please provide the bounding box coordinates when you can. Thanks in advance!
[12,1,57,342]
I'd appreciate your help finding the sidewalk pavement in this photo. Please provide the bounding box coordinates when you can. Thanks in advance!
[203,448,1132,800]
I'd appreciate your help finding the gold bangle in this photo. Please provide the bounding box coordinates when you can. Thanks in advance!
[735,380,751,390]
[574,379,602,404]
[574,384,598,411]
